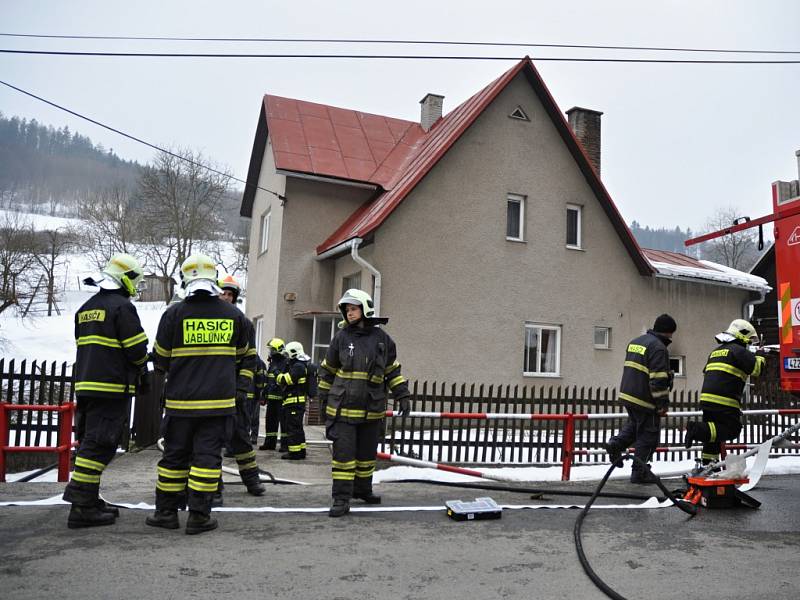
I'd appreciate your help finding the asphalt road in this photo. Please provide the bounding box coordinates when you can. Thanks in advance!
[1,447,799,600]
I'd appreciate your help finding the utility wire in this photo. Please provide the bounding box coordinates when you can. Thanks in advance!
[1,49,799,63]
[0,32,798,55]
[0,78,285,200]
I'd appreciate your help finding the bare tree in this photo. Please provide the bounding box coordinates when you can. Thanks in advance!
[206,220,250,279]
[31,228,76,316]
[0,212,38,316]
[137,149,230,300]
[74,186,141,270]
[700,206,761,271]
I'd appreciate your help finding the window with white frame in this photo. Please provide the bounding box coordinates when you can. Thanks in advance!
[506,194,525,241]
[594,326,611,349]
[670,356,685,377]
[342,272,362,295]
[524,323,561,376]
[311,316,337,364]
[566,204,582,248]
[252,316,263,355]
[259,209,271,254]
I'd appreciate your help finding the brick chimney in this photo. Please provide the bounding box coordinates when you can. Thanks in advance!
[420,93,444,132]
[566,106,603,176]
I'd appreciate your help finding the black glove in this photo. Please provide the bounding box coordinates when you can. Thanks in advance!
[137,369,151,396]
[667,370,675,392]
[236,389,248,405]
[395,397,411,417]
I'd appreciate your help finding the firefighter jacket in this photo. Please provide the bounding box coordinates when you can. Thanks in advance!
[277,358,310,406]
[618,330,672,412]
[73,289,149,399]
[317,322,410,424]
[153,294,254,417]
[240,316,258,402]
[265,354,288,403]
[700,340,764,411]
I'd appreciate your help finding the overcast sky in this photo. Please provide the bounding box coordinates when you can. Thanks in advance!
[1,1,799,232]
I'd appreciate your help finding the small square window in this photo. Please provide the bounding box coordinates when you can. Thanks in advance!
[566,204,582,248]
[594,326,611,349]
[507,194,525,241]
[670,356,685,377]
[259,209,271,254]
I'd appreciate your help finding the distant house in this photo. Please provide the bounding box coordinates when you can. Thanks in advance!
[239,57,769,390]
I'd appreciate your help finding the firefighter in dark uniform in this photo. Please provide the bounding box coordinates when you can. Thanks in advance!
[63,253,149,528]
[259,338,288,451]
[252,355,268,445]
[605,314,676,484]
[218,274,265,497]
[276,341,311,460]
[684,319,765,466]
[145,254,254,534]
[317,289,411,517]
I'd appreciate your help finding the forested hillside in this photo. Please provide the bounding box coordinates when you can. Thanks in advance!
[0,113,141,215]
[630,220,698,257]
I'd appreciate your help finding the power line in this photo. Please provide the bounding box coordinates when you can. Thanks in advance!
[1,49,800,63]
[0,79,285,201]
[0,32,798,55]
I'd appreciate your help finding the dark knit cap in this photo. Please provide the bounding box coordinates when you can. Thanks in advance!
[653,313,677,334]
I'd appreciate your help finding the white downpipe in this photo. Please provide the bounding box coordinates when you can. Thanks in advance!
[350,238,381,316]
[742,289,766,320]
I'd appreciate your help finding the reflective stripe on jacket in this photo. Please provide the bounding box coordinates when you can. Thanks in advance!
[74,289,148,399]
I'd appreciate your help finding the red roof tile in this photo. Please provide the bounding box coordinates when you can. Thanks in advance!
[642,248,718,271]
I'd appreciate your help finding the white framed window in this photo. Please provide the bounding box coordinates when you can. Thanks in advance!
[670,356,685,377]
[311,316,337,364]
[342,272,362,295]
[507,194,525,241]
[259,209,271,254]
[523,323,561,377]
[566,204,582,248]
[594,326,611,349]
[252,316,263,355]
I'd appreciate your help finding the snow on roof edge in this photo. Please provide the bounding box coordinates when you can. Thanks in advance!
[649,259,770,293]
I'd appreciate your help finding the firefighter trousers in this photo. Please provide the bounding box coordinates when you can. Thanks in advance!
[62,396,128,507]
[155,415,230,515]
[264,399,286,450]
[283,403,306,457]
[246,396,260,444]
[328,420,380,500]
[610,405,661,472]
[697,407,742,463]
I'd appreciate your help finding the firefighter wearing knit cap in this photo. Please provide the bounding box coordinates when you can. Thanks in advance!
[604,314,677,484]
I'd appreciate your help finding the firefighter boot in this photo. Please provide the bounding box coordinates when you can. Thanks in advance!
[353,492,382,504]
[630,465,659,484]
[185,511,218,535]
[145,510,180,530]
[246,482,266,496]
[96,498,120,517]
[68,504,116,529]
[328,499,350,518]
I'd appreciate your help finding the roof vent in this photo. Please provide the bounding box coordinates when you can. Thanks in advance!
[420,93,444,132]
[509,106,529,121]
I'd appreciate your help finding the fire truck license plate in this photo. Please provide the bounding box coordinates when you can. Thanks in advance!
[785,358,800,370]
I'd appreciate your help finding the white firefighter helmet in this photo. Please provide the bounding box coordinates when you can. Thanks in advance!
[338,288,375,321]
[84,253,145,296]
[283,341,308,360]
[180,254,221,297]
[725,319,758,343]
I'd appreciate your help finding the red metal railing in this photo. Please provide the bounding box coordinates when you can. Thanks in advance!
[0,402,76,482]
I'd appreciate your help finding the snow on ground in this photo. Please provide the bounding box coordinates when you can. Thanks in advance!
[0,208,81,232]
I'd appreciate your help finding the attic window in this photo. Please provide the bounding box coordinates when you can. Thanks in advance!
[509,106,530,121]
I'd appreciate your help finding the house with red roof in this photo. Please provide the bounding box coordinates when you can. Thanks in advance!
[240,57,769,390]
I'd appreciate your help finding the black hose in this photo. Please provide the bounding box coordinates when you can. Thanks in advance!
[395,478,656,502]
[16,462,59,482]
[573,454,697,600]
